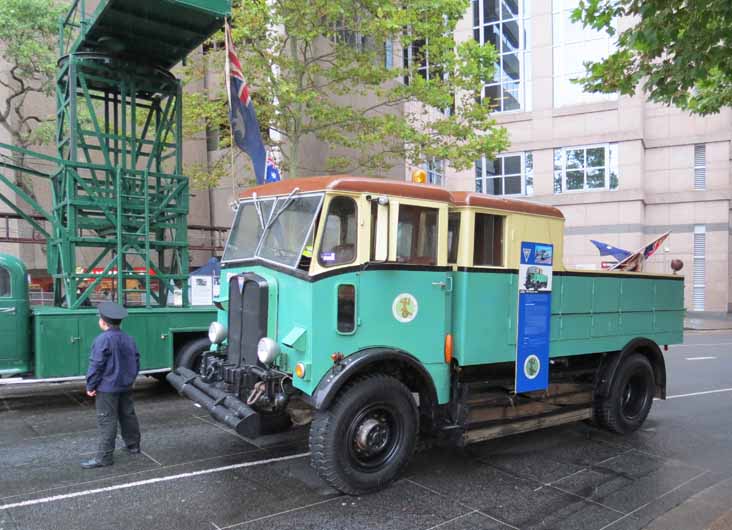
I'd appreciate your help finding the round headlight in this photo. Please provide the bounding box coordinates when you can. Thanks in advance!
[257,337,280,365]
[208,321,227,344]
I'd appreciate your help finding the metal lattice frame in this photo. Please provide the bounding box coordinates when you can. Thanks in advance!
[52,54,190,308]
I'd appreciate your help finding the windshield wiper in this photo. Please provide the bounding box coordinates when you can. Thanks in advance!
[252,192,265,229]
[263,187,300,231]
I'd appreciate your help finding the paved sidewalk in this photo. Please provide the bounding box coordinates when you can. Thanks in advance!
[642,478,732,530]
[684,312,732,331]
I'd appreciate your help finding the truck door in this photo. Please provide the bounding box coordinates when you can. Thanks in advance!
[0,257,30,372]
[358,200,452,400]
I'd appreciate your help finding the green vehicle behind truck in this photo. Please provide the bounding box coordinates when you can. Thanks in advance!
[168,176,684,495]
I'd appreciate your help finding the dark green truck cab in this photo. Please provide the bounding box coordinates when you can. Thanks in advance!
[0,254,214,381]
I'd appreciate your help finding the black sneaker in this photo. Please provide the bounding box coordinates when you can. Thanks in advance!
[126,445,141,455]
[80,458,113,469]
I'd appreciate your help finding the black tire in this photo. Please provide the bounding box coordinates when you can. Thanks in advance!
[595,353,655,434]
[175,336,211,374]
[310,374,418,495]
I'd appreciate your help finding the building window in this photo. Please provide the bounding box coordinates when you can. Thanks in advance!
[473,0,531,112]
[694,144,706,190]
[422,158,445,186]
[553,144,618,193]
[552,0,615,107]
[476,152,533,196]
[692,225,705,310]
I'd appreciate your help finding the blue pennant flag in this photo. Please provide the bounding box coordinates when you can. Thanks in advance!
[590,239,632,262]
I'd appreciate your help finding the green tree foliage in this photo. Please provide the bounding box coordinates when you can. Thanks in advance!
[183,0,509,183]
[0,0,64,148]
[573,0,732,115]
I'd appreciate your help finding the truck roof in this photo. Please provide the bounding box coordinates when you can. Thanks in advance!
[240,175,564,219]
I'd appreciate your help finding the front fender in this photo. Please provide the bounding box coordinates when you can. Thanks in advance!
[309,347,439,413]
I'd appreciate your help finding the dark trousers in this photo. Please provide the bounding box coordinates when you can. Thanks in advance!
[95,391,141,463]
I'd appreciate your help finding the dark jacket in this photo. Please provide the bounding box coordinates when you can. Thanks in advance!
[86,329,140,393]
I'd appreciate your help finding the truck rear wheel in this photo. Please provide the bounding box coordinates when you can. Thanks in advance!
[595,353,655,434]
[310,374,418,495]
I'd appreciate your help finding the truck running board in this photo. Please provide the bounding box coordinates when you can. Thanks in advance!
[461,408,593,446]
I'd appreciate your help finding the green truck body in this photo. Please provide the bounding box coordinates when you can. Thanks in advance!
[0,253,214,380]
[168,176,684,495]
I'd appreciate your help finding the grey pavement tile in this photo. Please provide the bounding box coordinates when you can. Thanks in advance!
[0,413,40,445]
[552,451,707,514]
[405,449,620,530]
[140,416,259,466]
[224,479,469,530]
[0,509,20,530]
[7,455,331,530]
[421,511,509,530]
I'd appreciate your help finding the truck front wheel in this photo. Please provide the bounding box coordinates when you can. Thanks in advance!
[175,336,211,374]
[310,374,418,495]
[595,353,655,434]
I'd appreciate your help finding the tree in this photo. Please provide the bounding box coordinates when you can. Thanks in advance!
[572,0,732,115]
[183,0,509,183]
[0,0,65,191]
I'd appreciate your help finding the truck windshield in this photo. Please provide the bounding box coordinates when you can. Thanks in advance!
[222,194,323,269]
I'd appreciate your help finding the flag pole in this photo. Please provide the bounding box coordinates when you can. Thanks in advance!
[224,19,238,210]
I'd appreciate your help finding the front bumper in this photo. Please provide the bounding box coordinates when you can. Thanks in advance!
[167,367,263,437]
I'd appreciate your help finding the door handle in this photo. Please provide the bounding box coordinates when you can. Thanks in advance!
[0,307,16,314]
[70,336,81,344]
[431,277,453,292]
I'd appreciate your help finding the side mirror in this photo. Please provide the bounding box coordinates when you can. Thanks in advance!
[374,198,389,262]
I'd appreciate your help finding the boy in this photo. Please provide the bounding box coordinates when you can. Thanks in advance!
[81,301,141,469]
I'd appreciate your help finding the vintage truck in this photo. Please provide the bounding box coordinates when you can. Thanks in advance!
[168,175,684,494]
[0,253,213,382]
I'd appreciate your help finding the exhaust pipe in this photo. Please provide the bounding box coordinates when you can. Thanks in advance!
[167,367,261,437]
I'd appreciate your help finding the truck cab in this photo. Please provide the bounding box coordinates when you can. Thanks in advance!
[168,175,684,495]
[0,254,30,376]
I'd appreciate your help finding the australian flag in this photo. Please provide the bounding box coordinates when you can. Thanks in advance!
[590,240,632,262]
[225,22,267,184]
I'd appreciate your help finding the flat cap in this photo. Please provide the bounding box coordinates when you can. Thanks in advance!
[98,301,128,321]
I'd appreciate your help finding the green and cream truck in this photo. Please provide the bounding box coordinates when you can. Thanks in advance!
[167,175,684,495]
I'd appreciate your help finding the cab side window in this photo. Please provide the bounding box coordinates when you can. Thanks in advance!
[474,213,504,266]
[447,212,460,264]
[319,196,357,267]
[0,267,10,297]
[397,205,438,265]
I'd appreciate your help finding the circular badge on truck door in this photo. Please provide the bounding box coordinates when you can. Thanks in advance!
[392,293,418,323]
[524,354,541,380]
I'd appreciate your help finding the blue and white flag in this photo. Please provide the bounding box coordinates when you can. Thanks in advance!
[590,239,632,262]
[265,155,281,183]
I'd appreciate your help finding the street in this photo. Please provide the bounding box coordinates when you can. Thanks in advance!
[1,332,730,530]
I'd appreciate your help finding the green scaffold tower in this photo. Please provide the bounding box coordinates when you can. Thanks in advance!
[0,0,230,308]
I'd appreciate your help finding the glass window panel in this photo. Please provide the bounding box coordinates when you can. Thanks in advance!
[503,154,521,175]
[554,171,563,193]
[484,0,500,23]
[502,53,520,81]
[486,177,503,195]
[474,213,504,266]
[476,177,483,193]
[337,284,356,333]
[223,199,274,262]
[502,20,520,53]
[473,28,480,42]
[319,196,358,267]
[525,152,534,195]
[566,170,584,190]
[502,83,521,111]
[475,158,483,179]
[586,168,606,188]
[609,170,619,190]
[553,149,563,171]
[473,0,480,26]
[448,212,461,263]
[586,147,605,167]
[501,0,519,19]
[565,148,584,170]
[504,175,522,195]
[485,84,502,109]
[258,196,323,267]
[485,24,500,50]
[396,205,438,265]
[0,267,10,297]
[486,157,500,176]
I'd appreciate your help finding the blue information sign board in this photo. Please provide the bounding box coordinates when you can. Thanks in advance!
[515,242,554,393]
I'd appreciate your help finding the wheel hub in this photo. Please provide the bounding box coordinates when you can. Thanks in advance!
[355,417,390,454]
